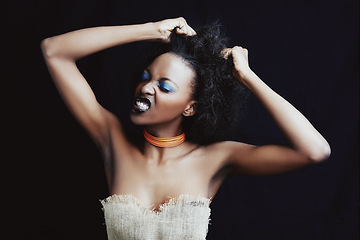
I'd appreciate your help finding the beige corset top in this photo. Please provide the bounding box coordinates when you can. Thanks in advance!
[100,194,211,240]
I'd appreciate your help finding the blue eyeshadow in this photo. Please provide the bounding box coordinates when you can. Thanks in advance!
[141,70,150,81]
[159,81,175,92]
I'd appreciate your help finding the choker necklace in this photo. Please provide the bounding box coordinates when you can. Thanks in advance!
[144,129,186,148]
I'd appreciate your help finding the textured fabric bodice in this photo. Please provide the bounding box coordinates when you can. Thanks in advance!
[100,194,211,240]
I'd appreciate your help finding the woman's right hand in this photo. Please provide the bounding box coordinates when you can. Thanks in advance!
[155,17,196,42]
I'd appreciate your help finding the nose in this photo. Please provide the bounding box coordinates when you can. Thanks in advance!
[140,81,155,96]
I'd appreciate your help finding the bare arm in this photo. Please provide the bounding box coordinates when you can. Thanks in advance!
[41,18,195,60]
[42,24,158,60]
[40,18,195,148]
[221,46,331,175]
[40,24,157,148]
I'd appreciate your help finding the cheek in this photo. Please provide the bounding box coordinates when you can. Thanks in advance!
[156,95,190,114]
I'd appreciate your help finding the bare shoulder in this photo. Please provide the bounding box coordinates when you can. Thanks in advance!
[195,141,254,172]
[198,141,253,197]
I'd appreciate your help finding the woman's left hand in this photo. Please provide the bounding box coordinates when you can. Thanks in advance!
[222,46,252,86]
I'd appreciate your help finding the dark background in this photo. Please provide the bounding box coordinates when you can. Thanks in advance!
[3,0,358,239]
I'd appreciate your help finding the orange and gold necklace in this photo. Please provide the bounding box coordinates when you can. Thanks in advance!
[144,129,186,148]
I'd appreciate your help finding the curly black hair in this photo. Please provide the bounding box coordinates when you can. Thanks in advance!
[132,23,249,145]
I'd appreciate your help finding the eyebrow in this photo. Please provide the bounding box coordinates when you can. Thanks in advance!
[146,68,179,88]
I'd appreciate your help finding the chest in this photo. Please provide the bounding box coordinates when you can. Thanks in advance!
[115,156,209,195]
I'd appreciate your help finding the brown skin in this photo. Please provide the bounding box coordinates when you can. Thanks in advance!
[130,53,197,134]
[41,17,331,211]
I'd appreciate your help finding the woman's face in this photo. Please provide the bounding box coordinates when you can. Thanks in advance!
[130,53,196,127]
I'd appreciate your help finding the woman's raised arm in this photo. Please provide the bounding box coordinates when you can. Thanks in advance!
[41,17,195,60]
[40,17,195,148]
[221,46,331,175]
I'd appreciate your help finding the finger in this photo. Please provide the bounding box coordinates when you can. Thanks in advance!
[175,25,186,34]
[187,24,196,36]
[178,17,186,30]
[176,17,196,36]
[244,48,248,59]
[233,46,242,52]
[175,27,183,34]
[175,24,196,36]
[233,46,247,56]
[221,48,232,59]
[237,47,248,59]
[186,25,196,36]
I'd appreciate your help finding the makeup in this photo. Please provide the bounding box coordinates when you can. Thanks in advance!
[132,97,151,114]
[141,69,150,82]
[158,79,177,93]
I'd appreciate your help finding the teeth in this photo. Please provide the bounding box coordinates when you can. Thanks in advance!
[136,100,149,110]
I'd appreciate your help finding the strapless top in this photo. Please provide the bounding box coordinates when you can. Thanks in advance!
[100,194,211,240]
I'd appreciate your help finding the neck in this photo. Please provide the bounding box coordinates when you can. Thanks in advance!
[143,133,197,165]
[142,121,187,162]
[142,125,199,164]
[145,128,183,139]
[145,120,183,138]
[144,129,185,148]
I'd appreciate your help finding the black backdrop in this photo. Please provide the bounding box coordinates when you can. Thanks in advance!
[3,0,358,239]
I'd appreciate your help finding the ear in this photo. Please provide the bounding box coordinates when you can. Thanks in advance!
[182,101,197,117]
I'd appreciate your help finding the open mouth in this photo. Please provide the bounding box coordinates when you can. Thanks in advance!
[132,97,151,114]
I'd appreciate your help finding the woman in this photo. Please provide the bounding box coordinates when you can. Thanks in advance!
[41,17,330,240]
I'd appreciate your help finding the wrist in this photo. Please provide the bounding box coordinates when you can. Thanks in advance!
[118,22,162,43]
[151,21,172,42]
[234,67,253,81]
[234,68,261,90]
[135,22,162,41]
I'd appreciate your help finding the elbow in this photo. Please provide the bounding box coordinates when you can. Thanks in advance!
[308,142,331,163]
[40,37,51,58]
[40,37,57,59]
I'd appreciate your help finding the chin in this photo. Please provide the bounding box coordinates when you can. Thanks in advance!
[130,108,183,127]
[130,111,148,126]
